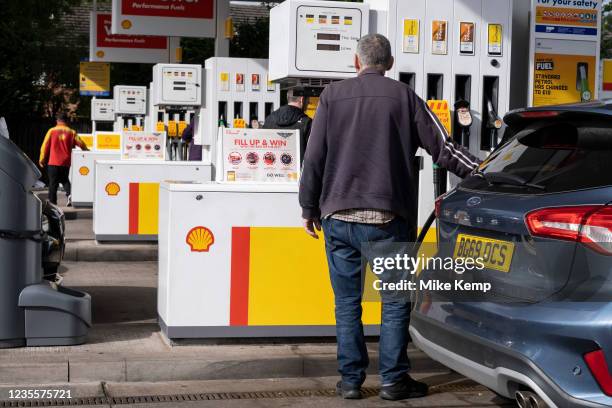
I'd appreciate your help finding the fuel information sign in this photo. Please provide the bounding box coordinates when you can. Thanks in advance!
[530,0,601,106]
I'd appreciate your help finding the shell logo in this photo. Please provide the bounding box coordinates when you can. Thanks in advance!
[96,50,105,58]
[105,182,120,196]
[79,166,90,176]
[121,19,132,29]
[186,226,215,253]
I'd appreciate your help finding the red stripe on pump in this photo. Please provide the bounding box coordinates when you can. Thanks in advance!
[230,227,250,326]
[128,183,139,235]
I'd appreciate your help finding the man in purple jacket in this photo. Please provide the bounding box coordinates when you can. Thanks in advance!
[299,34,480,401]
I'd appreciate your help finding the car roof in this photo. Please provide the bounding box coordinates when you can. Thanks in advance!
[504,100,612,130]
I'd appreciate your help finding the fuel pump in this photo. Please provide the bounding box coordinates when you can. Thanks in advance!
[113,86,147,133]
[152,63,203,161]
[91,98,115,133]
[199,57,281,165]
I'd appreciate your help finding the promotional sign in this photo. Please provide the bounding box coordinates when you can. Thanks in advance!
[220,72,230,92]
[236,73,245,92]
[459,22,475,55]
[89,12,179,64]
[221,129,299,183]
[79,62,110,96]
[431,20,448,55]
[266,75,276,92]
[533,47,596,106]
[251,74,260,91]
[95,132,122,151]
[530,0,601,106]
[488,24,503,56]
[111,0,215,38]
[121,131,166,160]
[402,19,420,54]
[427,100,451,134]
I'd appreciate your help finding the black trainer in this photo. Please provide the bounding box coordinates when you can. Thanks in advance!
[379,375,428,400]
[336,381,362,399]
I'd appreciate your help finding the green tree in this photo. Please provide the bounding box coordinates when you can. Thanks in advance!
[0,0,85,118]
[182,38,215,64]
[230,17,271,59]
[602,3,612,59]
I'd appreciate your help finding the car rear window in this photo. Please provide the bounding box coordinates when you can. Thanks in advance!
[461,120,612,194]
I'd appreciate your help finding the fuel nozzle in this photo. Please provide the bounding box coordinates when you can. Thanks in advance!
[486,100,502,130]
[455,99,473,128]
[454,99,472,147]
[486,99,503,151]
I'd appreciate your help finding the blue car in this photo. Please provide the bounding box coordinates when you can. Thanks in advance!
[410,101,612,408]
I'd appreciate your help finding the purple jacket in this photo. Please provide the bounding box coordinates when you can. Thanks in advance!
[181,122,202,161]
[299,68,480,222]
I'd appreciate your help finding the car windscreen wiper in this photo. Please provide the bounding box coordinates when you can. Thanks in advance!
[475,171,546,191]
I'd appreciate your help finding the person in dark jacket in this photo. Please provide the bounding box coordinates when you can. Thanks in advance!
[299,34,481,401]
[263,89,312,161]
[181,120,202,161]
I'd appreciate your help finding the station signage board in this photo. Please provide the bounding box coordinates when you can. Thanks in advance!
[220,129,299,183]
[111,0,216,38]
[89,12,180,63]
[530,0,602,106]
[79,62,111,96]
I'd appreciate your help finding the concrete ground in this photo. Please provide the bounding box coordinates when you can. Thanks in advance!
[0,377,514,407]
[0,193,517,406]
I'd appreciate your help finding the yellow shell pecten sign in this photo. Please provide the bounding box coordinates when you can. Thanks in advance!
[105,182,120,196]
[79,166,90,176]
[186,226,215,252]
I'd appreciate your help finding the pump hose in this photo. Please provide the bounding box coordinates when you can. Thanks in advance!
[414,210,436,249]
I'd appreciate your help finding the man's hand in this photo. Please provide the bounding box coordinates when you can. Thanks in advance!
[303,218,322,239]
[38,161,45,168]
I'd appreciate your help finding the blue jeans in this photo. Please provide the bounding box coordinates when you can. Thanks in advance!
[321,217,416,386]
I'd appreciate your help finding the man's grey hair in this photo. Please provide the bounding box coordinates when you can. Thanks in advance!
[287,88,302,104]
[356,34,393,71]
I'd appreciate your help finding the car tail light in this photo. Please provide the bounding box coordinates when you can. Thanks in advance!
[526,206,612,255]
[518,111,560,119]
[584,349,612,396]
[581,207,612,255]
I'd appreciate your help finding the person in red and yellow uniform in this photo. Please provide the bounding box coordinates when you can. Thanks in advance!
[39,112,89,206]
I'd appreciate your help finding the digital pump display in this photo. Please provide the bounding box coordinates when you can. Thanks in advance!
[295,5,364,73]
